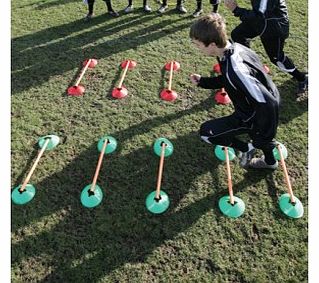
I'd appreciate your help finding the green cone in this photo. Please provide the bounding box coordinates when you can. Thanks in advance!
[153,138,174,157]
[146,190,170,214]
[11,184,36,205]
[273,142,288,161]
[218,195,245,218]
[97,136,117,154]
[214,145,236,161]
[81,184,103,208]
[38,135,60,150]
[279,193,304,218]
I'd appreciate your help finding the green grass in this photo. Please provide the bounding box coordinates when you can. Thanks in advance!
[12,0,308,282]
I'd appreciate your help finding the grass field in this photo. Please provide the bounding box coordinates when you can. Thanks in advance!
[11,0,308,282]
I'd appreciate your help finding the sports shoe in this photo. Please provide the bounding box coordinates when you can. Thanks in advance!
[108,10,120,17]
[144,5,152,12]
[176,5,187,13]
[158,5,168,13]
[124,5,134,13]
[248,156,278,170]
[296,74,308,97]
[84,13,94,21]
[238,148,256,169]
[192,9,203,17]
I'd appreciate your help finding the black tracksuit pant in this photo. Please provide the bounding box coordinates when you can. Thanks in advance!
[200,113,277,165]
[195,0,220,12]
[88,0,114,14]
[231,22,305,82]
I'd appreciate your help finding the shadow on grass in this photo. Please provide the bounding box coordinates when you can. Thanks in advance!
[276,78,308,125]
[12,96,228,281]
[11,137,220,282]
[11,91,308,281]
[12,144,41,189]
[12,11,191,95]
[19,0,79,10]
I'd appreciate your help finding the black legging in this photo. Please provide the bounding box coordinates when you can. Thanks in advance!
[162,0,183,6]
[88,0,113,14]
[127,0,149,5]
[196,0,220,12]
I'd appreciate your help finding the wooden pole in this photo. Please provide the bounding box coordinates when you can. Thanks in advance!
[118,60,130,89]
[167,61,174,91]
[89,139,108,192]
[19,138,50,192]
[225,147,235,205]
[75,59,92,86]
[155,143,166,200]
[277,144,296,203]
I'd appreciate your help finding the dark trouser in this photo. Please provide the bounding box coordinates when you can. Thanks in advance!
[196,0,220,11]
[128,0,149,5]
[162,0,184,6]
[88,0,113,14]
[231,21,305,82]
[199,114,277,165]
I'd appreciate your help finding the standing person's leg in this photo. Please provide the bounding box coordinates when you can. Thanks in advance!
[158,0,168,13]
[84,0,95,21]
[210,0,220,13]
[192,0,203,17]
[231,22,261,48]
[176,0,187,13]
[143,0,152,12]
[124,0,134,13]
[261,36,308,96]
[104,0,119,17]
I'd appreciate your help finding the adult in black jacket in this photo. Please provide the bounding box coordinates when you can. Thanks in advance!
[224,0,308,97]
[190,13,280,169]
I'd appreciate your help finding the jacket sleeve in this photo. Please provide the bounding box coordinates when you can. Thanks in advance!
[197,75,225,89]
[228,63,279,144]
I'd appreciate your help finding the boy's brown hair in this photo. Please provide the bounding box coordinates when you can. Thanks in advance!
[190,13,228,48]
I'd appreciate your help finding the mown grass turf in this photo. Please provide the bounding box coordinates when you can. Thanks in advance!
[12,0,308,282]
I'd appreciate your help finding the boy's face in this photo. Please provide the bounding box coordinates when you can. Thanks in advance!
[191,39,218,56]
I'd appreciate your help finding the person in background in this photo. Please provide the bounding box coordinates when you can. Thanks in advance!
[190,14,281,169]
[124,0,152,13]
[193,0,220,17]
[85,0,119,21]
[224,0,308,97]
[158,0,187,14]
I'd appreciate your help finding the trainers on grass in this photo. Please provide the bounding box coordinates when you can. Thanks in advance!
[144,5,152,12]
[108,10,120,17]
[158,5,168,13]
[249,156,278,170]
[238,148,256,169]
[176,5,187,13]
[192,9,203,17]
[124,5,134,13]
[84,13,94,21]
[296,73,308,99]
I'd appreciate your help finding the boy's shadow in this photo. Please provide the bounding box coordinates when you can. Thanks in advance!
[12,133,221,282]
[12,96,228,281]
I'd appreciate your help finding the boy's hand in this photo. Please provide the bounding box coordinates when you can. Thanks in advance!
[224,0,238,12]
[190,74,201,85]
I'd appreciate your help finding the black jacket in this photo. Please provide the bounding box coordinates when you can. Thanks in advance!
[198,42,280,146]
[233,0,289,38]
